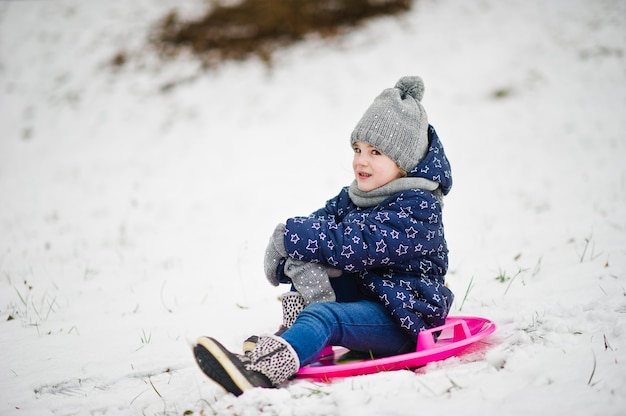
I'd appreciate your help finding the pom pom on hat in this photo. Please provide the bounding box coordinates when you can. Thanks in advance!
[350,76,429,172]
[395,76,425,101]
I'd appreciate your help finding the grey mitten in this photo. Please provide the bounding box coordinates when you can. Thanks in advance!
[264,223,287,286]
[326,267,343,278]
[284,258,336,304]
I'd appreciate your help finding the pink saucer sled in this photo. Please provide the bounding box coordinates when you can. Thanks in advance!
[296,316,496,381]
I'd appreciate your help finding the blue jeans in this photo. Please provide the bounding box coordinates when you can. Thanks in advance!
[280,299,416,367]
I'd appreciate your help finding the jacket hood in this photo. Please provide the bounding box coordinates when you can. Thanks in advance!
[406,125,452,196]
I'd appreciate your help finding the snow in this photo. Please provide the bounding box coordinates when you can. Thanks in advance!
[1,0,625,414]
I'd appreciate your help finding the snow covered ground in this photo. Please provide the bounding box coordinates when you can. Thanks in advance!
[1,0,625,414]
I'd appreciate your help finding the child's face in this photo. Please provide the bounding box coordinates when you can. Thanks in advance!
[352,141,403,192]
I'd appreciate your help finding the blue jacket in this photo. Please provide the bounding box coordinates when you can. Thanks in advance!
[283,125,454,339]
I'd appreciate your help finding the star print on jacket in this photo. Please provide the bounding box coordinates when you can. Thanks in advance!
[282,125,455,339]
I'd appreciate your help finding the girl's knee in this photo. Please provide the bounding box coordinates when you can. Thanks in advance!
[301,302,333,316]
[298,302,342,325]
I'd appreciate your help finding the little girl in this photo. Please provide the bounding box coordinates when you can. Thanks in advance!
[194,76,454,396]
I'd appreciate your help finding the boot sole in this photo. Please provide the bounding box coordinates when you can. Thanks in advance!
[194,337,254,396]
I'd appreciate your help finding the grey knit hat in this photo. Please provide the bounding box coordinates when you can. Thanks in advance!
[350,76,429,172]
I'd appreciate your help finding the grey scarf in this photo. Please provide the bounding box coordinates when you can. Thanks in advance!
[348,177,442,208]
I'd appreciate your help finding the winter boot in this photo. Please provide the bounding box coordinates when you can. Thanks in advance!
[278,291,307,330]
[194,335,300,396]
[243,291,306,353]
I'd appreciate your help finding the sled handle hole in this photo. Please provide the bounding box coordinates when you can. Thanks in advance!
[416,320,471,351]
